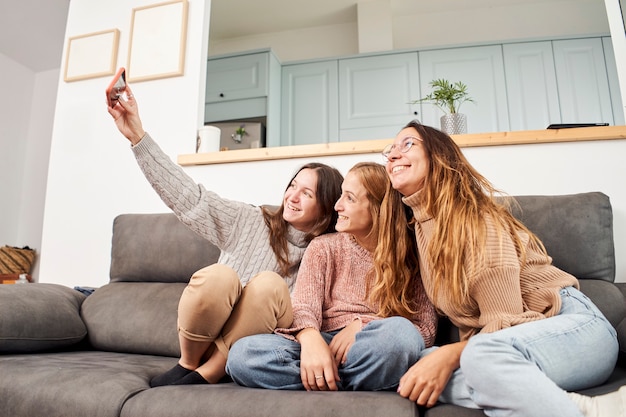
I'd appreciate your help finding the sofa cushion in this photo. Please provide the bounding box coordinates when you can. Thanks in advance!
[0,283,87,353]
[0,351,177,417]
[509,192,615,282]
[110,213,220,283]
[81,282,184,357]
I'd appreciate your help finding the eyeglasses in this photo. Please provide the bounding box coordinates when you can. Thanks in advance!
[381,136,422,161]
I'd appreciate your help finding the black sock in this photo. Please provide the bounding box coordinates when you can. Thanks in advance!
[171,371,209,385]
[150,364,193,387]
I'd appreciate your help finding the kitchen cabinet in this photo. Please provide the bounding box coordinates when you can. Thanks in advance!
[280,60,339,146]
[205,50,281,146]
[553,38,614,125]
[338,52,420,142]
[503,41,561,130]
[418,45,510,134]
[603,37,625,125]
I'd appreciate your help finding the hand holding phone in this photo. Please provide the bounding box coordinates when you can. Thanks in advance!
[106,67,126,108]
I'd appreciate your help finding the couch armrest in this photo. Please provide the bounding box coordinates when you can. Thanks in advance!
[0,283,87,353]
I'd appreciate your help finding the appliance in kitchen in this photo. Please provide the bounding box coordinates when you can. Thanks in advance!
[206,121,265,151]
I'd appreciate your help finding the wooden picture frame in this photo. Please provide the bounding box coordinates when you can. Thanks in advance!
[63,29,120,82]
[127,0,189,82]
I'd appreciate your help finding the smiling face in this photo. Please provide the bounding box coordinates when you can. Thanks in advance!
[385,127,429,196]
[282,168,322,232]
[334,170,374,249]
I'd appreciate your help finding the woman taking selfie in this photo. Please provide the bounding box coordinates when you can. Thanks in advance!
[380,120,622,416]
[107,84,344,387]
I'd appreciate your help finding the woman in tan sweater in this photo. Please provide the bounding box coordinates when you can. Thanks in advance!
[380,120,622,417]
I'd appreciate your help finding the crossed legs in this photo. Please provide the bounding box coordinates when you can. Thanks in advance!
[150,264,292,386]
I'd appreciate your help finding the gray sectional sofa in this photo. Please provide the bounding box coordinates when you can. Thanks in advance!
[1,192,625,417]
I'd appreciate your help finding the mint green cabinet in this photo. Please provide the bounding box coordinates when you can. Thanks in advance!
[503,41,561,130]
[280,60,339,146]
[338,53,420,141]
[553,38,614,125]
[205,50,281,146]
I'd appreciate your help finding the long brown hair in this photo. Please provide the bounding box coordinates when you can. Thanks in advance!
[396,120,548,305]
[261,163,343,277]
[372,182,420,318]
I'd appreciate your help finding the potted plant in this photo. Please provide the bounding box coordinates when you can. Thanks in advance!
[412,79,474,134]
[231,124,248,143]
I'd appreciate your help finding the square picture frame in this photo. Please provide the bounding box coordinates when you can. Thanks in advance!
[63,29,120,82]
[127,0,189,83]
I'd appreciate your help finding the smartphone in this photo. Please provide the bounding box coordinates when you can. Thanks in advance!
[106,67,126,108]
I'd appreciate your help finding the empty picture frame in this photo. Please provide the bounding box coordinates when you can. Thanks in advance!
[127,0,189,82]
[64,29,120,82]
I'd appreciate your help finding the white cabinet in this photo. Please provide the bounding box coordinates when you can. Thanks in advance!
[553,38,614,125]
[503,41,561,130]
[338,53,420,142]
[205,50,281,146]
[419,45,510,134]
[280,60,339,146]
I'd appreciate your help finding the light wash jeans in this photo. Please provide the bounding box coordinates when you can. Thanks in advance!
[226,316,425,391]
[434,286,618,417]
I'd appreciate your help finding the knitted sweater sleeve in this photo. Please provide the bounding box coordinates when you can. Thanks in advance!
[467,222,547,337]
[130,133,252,251]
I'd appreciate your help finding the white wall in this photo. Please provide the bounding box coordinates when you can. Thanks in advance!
[39,0,211,286]
[0,54,58,280]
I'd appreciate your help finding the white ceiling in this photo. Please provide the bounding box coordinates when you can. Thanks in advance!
[0,0,563,72]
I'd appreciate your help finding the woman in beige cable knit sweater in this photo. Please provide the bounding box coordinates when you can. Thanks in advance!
[382,120,622,417]
[226,162,438,391]
[107,84,344,387]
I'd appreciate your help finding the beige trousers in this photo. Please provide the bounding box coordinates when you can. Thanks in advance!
[177,264,292,359]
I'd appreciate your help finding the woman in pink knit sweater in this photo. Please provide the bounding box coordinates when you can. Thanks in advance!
[226,162,438,391]
[382,120,622,417]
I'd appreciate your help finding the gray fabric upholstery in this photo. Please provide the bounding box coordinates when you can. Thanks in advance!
[121,386,419,417]
[507,192,615,282]
[0,283,86,352]
[0,351,176,417]
[110,213,220,283]
[81,282,185,357]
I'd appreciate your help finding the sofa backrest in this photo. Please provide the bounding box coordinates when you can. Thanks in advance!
[506,192,615,283]
[109,213,221,283]
[80,213,221,357]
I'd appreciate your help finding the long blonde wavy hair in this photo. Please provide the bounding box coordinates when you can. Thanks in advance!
[384,121,548,306]
[349,163,421,318]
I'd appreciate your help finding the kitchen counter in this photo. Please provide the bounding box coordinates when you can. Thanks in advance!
[178,126,626,166]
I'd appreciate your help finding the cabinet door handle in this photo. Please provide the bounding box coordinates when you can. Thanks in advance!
[219,93,224,98]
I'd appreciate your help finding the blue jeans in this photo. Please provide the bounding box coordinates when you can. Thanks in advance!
[226,316,425,390]
[435,286,618,417]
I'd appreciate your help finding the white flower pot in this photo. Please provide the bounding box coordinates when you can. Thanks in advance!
[440,113,467,135]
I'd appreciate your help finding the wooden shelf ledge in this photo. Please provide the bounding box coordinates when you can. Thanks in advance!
[178,125,626,166]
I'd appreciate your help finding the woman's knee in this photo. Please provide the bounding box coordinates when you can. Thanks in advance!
[240,271,292,328]
[361,317,425,353]
[183,264,241,303]
[178,265,242,334]
[245,271,289,298]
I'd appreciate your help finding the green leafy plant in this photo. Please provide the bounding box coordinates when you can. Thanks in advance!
[235,124,247,136]
[412,79,474,114]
